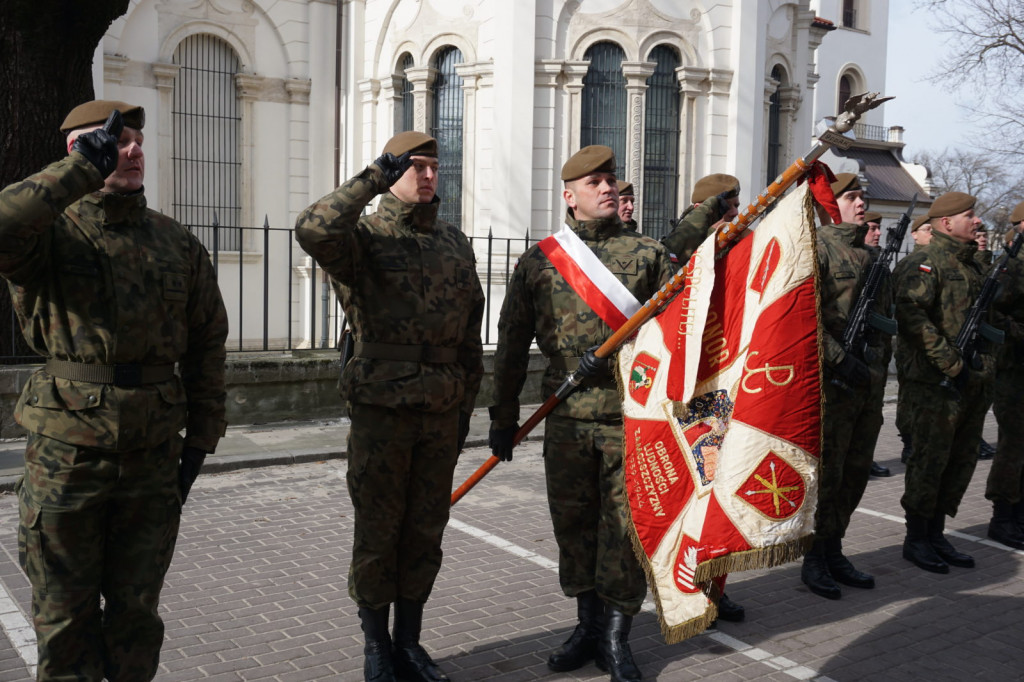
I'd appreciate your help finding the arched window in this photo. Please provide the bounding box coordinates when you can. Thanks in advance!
[838,73,853,114]
[581,42,627,176]
[766,65,784,187]
[431,46,464,228]
[172,34,242,251]
[396,53,414,133]
[642,45,681,239]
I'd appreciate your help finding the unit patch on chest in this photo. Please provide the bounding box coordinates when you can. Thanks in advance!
[163,272,188,301]
[610,257,638,275]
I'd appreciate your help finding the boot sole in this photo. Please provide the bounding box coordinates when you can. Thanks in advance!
[902,552,949,574]
[987,530,1024,550]
[802,578,841,600]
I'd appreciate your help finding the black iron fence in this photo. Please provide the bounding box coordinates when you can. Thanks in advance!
[0,219,536,364]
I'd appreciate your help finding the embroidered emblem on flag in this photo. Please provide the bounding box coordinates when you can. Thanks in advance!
[618,184,821,644]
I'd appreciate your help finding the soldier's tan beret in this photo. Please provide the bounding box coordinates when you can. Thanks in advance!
[863,211,882,224]
[60,100,145,134]
[927,191,976,219]
[830,172,861,198]
[1010,200,1024,225]
[911,214,930,232]
[617,180,634,196]
[561,145,616,182]
[691,173,740,204]
[382,131,438,158]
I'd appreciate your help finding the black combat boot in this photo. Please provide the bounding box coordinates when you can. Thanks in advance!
[870,462,891,477]
[801,539,841,599]
[978,439,996,460]
[823,538,875,589]
[902,515,948,573]
[928,513,974,568]
[392,599,449,682]
[716,593,745,623]
[548,590,604,672]
[900,433,912,463]
[987,501,1024,550]
[596,606,642,682]
[358,606,396,682]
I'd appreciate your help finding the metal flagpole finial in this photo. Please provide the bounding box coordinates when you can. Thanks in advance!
[833,92,893,134]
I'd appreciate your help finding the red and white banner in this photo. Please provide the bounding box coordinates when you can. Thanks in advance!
[618,184,822,643]
[539,224,642,330]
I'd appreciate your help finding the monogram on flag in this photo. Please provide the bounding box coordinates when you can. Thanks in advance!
[617,184,822,643]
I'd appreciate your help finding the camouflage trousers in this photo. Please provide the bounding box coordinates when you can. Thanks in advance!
[346,403,459,609]
[815,369,885,540]
[17,432,182,682]
[986,369,1024,504]
[543,414,646,615]
[901,378,992,518]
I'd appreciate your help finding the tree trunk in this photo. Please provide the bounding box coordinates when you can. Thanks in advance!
[0,0,129,360]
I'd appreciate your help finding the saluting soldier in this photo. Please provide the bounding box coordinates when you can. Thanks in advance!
[661,173,740,264]
[295,131,484,682]
[985,201,1024,549]
[489,146,673,682]
[617,180,639,232]
[0,100,228,681]
[802,173,887,600]
[892,191,994,574]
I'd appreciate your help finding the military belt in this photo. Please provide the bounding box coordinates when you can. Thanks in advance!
[352,341,458,364]
[44,359,176,387]
[548,356,580,371]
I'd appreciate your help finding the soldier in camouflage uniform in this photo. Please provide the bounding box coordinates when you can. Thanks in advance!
[295,131,484,682]
[490,146,672,682]
[661,173,740,264]
[985,202,1024,549]
[860,210,893,479]
[802,173,888,600]
[0,100,228,681]
[893,191,994,574]
[895,214,934,463]
[617,180,639,233]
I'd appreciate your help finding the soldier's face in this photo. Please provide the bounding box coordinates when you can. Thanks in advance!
[390,155,438,204]
[943,209,982,243]
[837,190,866,225]
[618,194,635,222]
[722,195,740,222]
[912,223,932,246]
[865,221,881,247]
[103,126,145,194]
[564,172,619,221]
[976,231,989,250]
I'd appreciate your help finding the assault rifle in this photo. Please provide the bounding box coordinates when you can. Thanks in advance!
[841,194,918,361]
[831,195,917,391]
[939,229,1024,395]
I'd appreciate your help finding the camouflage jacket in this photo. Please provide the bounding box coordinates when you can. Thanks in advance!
[993,254,1024,369]
[892,230,995,383]
[0,154,229,453]
[817,222,888,369]
[294,164,484,415]
[661,195,723,263]
[491,212,674,427]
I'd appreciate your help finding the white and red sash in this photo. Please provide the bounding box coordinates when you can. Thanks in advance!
[538,224,641,330]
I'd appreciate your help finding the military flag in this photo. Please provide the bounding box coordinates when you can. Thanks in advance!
[617,183,822,643]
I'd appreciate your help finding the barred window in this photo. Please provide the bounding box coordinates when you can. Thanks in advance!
[430,46,464,228]
[642,45,681,239]
[171,34,242,251]
[581,42,627,177]
[838,73,853,114]
[397,53,414,133]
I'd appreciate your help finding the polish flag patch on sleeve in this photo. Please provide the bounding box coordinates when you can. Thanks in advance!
[918,264,932,273]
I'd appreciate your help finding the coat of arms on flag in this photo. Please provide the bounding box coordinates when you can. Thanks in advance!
[617,183,822,643]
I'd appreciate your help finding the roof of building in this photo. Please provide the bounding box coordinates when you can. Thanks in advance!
[830,146,932,205]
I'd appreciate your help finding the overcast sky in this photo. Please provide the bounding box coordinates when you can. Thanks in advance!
[883,3,977,161]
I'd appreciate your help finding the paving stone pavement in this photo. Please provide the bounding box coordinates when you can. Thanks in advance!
[0,400,1019,681]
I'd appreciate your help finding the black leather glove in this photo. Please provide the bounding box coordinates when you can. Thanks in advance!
[716,189,736,218]
[489,424,518,462]
[373,151,414,186]
[577,345,610,379]
[457,411,471,453]
[179,446,207,505]
[71,110,123,179]
[834,352,870,388]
